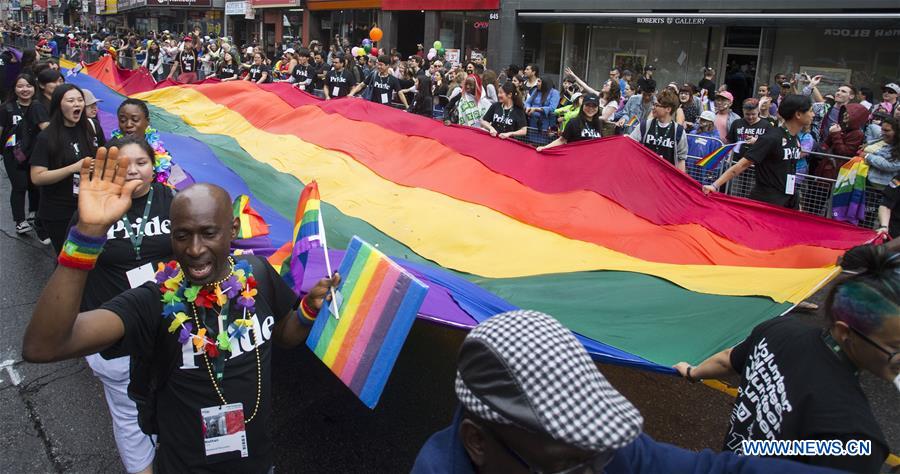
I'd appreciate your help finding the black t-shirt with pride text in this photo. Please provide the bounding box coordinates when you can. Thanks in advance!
[248,64,270,83]
[72,182,175,312]
[326,68,356,98]
[179,50,197,73]
[363,72,402,105]
[218,63,238,80]
[290,63,316,88]
[745,126,800,201]
[727,317,887,473]
[30,125,95,221]
[101,255,297,473]
[482,103,527,134]
[561,115,602,143]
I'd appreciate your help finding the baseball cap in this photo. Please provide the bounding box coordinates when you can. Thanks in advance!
[716,90,734,101]
[780,81,792,88]
[284,48,295,54]
[699,110,716,122]
[81,89,101,106]
[644,64,656,71]
[570,92,583,103]
[884,83,900,94]
[455,310,643,453]
[582,93,600,106]
[679,83,693,93]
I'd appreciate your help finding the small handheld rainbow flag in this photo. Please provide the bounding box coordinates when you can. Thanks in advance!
[232,194,269,239]
[306,236,428,408]
[280,181,329,296]
[626,116,639,127]
[4,134,15,148]
[696,142,739,170]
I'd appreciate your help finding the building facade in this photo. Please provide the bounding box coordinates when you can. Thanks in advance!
[489,1,900,98]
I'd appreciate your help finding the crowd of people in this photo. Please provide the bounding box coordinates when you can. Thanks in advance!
[1,19,899,474]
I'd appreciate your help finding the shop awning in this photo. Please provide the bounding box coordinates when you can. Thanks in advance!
[250,0,298,8]
[306,0,380,10]
[517,11,900,28]
[382,0,498,10]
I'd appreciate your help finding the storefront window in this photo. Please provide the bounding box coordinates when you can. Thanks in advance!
[585,25,711,91]
[563,24,589,79]
[440,11,491,66]
[771,27,900,94]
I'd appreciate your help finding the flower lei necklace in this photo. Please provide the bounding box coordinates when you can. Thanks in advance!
[156,257,258,357]
[155,257,263,421]
[111,127,174,184]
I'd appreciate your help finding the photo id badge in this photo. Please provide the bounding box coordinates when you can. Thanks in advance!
[126,263,156,289]
[381,93,389,104]
[72,173,81,196]
[201,403,249,458]
[332,86,340,97]
[785,174,796,196]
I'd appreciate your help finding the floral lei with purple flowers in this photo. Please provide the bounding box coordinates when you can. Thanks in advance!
[110,127,174,185]
[155,257,257,357]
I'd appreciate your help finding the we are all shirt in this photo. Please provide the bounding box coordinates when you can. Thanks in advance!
[75,182,175,311]
[101,256,296,473]
[364,72,401,105]
[727,317,888,473]
[482,103,527,134]
[728,118,772,160]
[326,68,356,98]
[745,126,800,198]
[30,125,94,221]
[561,115,602,143]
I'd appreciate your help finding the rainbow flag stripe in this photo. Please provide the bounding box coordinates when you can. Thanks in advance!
[696,143,737,169]
[306,236,428,408]
[232,194,269,239]
[626,115,639,127]
[5,134,15,148]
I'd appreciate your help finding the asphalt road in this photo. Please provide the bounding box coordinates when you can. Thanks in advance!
[0,169,897,473]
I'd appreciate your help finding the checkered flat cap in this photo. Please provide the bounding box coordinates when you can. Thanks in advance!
[455,310,643,452]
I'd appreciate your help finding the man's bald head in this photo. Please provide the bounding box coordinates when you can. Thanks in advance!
[170,183,238,285]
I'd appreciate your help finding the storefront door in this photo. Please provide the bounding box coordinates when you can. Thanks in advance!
[721,48,758,113]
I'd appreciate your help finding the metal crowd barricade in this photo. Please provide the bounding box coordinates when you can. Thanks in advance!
[721,156,839,219]
[685,133,728,186]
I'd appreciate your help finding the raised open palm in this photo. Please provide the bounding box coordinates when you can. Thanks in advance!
[77,147,141,233]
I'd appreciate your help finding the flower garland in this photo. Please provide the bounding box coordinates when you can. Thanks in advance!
[110,127,174,184]
[155,258,258,357]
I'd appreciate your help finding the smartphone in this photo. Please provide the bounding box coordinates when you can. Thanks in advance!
[794,73,802,82]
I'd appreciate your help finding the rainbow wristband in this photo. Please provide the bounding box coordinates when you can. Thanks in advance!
[297,296,319,326]
[57,227,107,270]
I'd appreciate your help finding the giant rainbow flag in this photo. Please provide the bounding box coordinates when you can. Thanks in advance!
[65,56,877,373]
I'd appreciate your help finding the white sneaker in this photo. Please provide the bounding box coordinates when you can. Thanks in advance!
[16,221,33,234]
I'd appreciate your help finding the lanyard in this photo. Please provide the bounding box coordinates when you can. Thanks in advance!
[121,186,154,260]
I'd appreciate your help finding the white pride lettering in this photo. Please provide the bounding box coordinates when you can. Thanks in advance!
[107,216,172,239]
[179,314,276,369]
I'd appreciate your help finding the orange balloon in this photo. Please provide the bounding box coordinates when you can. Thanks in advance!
[369,27,383,42]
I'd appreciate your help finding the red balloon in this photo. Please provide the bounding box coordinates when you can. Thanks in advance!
[370,47,379,56]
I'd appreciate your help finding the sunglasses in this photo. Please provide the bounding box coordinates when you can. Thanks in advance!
[849,326,899,364]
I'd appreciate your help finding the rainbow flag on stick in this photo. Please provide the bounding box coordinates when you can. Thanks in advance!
[696,142,740,170]
[626,116,639,127]
[306,236,428,408]
[280,181,334,298]
[232,194,269,239]
[4,134,15,148]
